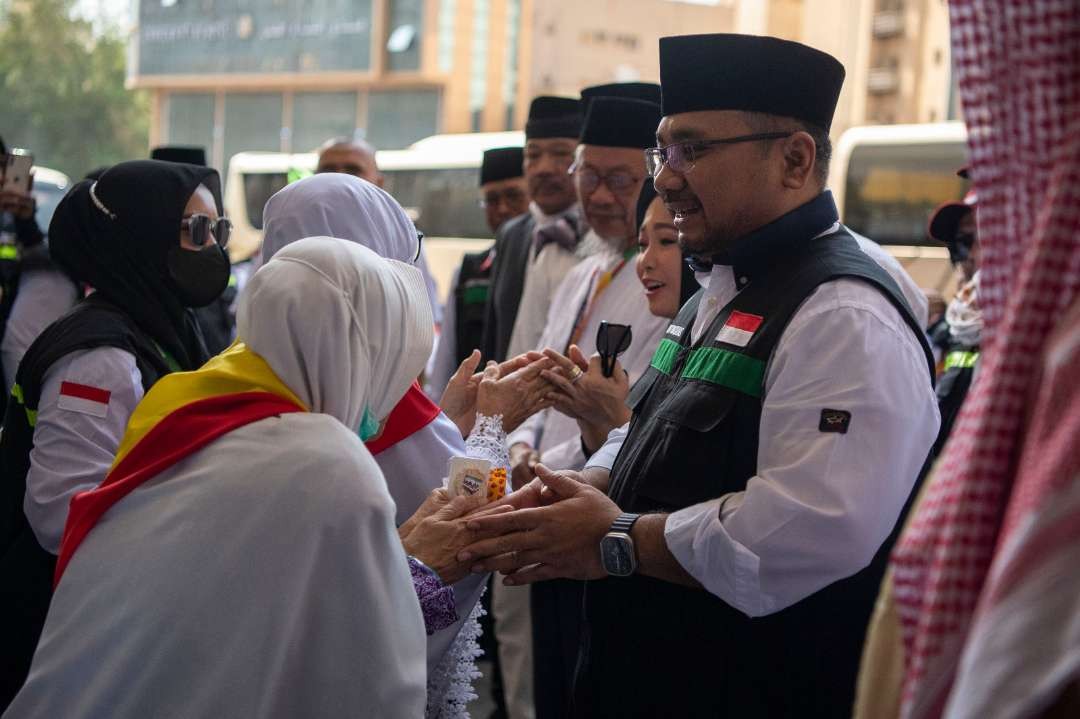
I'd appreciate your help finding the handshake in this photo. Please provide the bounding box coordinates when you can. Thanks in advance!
[398,464,623,587]
[439,345,633,467]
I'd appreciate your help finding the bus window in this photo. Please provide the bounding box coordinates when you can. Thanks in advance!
[382,167,490,239]
[843,141,967,246]
[243,172,289,230]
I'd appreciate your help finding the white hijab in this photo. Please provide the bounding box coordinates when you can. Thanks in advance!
[239,237,433,427]
[259,173,421,267]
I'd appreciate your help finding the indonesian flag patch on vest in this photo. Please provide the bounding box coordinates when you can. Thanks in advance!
[57,382,112,418]
[716,311,764,348]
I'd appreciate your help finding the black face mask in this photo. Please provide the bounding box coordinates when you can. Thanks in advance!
[166,243,230,308]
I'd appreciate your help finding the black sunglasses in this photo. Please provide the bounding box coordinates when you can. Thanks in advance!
[415,231,424,263]
[181,213,232,250]
[596,321,633,378]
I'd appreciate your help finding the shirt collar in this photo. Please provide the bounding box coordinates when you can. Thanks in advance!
[685,191,841,278]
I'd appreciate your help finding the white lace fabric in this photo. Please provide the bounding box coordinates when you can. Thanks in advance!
[425,412,508,718]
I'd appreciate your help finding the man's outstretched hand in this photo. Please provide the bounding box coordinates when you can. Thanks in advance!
[457,464,621,585]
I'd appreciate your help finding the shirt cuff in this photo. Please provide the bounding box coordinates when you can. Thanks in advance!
[663,497,768,617]
[409,556,458,635]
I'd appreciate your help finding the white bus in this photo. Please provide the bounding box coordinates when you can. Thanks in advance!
[831,121,969,294]
[224,131,524,298]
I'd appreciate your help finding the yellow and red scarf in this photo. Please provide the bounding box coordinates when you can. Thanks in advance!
[54,343,306,585]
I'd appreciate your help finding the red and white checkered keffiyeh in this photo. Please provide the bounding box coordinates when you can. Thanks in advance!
[889,1,1080,717]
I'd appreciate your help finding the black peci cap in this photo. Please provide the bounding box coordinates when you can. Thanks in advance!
[480,146,525,186]
[580,98,662,150]
[659,34,845,131]
[151,145,208,166]
[581,82,662,114]
[525,96,583,140]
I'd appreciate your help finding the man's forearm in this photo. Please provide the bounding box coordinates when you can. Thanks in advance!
[632,514,702,589]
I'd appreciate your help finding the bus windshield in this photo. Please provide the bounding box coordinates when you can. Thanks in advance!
[843,140,968,246]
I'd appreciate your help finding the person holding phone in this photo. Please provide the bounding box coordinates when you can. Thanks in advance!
[0,160,232,710]
[0,144,82,399]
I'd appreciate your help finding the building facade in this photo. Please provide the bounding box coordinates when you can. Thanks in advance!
[132,0,954,171]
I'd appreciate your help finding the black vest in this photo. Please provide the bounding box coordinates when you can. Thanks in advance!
[574,214,934,718]
[932,341,979,458]
[0,295,172,711]
[481,213,535,362]
[453,249,494,365]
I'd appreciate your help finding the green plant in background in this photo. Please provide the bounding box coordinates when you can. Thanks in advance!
[0,0,148,180]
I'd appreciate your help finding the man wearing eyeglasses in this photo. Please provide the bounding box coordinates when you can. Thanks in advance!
[504,95,671,718]
[462,34,939,718]
[425,147,527,406]
[480,97,586,367]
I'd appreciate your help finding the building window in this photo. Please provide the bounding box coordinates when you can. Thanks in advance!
[166,93,215,161]
[367,90,440,150]
[437,0,456,73]
[292,92,358,153]
[223,93,284,176]
[503,0,521,130]
[387,0,423,72]
[468,0,490,130]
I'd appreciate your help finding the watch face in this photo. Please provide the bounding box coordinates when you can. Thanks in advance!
[601,533,635,577]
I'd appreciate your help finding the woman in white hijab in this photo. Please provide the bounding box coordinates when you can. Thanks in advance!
[257,174,552,715]
[6,239,493,718]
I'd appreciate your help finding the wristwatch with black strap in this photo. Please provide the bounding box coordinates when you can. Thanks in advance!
[600,512,642,577]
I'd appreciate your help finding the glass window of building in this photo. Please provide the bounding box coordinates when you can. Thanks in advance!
[292,92,358,153]
[223,93,284,175]
[366,90,439,150]
[387,0,424,72]
[166,93,215,159]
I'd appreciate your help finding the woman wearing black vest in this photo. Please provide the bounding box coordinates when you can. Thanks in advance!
[0,160,231,710]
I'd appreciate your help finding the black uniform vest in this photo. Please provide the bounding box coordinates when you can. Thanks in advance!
[932,341,979,458]
[453,250,494,365]
[574,223,934,718]
[0,295,172,711]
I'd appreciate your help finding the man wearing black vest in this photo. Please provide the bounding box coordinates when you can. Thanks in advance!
[462,34,939,718]
[481,97,585,363]
[426,147,527,399]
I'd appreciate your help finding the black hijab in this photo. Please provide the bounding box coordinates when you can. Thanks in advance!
[48,160,222,370]
[635,182,699,308]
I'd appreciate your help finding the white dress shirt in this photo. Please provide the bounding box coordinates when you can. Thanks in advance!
[587,260,939,618]
[507,241,669,471]
[24,347,144,553]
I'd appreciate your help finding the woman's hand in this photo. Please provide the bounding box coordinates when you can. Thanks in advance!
[475,357,556,432]
[400,489,513,585]
[541,346,632,434]
[441,350,545,437]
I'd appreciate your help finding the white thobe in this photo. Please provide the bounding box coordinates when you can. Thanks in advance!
[586,252,939,617]
[506,241,668,470]
[8,413,427,719]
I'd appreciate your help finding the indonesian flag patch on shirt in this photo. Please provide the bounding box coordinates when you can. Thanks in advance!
[57,382,112,418]
[715,311,764,348]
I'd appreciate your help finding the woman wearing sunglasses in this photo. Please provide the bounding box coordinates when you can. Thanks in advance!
[0,159,231,710]
[539,183,698,474]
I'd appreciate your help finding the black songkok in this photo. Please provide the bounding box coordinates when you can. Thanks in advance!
[580,82,662,113]
[151,145,208,167]
[480,147,524,186]
[659,34,845,131]
[580,98,661,150]
[524,96,583,140]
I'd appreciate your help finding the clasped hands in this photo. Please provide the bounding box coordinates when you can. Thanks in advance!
[399,465,623,587]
